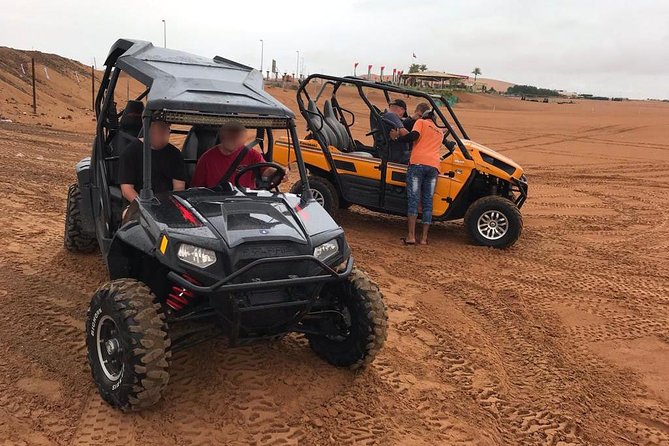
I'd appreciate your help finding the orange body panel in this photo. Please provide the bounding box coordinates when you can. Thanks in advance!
[272,137,523,219]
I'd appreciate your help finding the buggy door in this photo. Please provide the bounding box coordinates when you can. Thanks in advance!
[334,152,383,209]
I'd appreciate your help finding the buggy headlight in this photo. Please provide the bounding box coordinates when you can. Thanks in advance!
[313,240,339,262]
[177,244,216,268]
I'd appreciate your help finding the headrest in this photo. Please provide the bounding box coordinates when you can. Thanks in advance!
[323,100,335,117]
[119,100,144,135]
[306,100,323,128]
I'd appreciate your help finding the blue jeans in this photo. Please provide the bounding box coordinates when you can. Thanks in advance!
[406,164,439,224]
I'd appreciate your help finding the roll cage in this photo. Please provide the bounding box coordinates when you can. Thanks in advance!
[90,39,312,250]
[296,73,473,160]
[293,74,476,214]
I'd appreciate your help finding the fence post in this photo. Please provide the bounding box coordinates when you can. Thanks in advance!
[91,65,95,113]
[31,58,36,114]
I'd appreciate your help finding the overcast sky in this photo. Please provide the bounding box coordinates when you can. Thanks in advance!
[1,0,667,99]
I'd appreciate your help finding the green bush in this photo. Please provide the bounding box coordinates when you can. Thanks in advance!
[507,85,560,97]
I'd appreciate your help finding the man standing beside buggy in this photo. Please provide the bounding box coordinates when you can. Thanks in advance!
[390,103,443,245]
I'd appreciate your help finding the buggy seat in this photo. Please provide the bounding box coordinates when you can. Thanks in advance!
[306,100,372,158]
[182,126,218,183]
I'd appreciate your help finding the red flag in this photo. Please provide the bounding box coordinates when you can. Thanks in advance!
[368,64,372,70]
[354,62,359,68]
[393,68,397,74]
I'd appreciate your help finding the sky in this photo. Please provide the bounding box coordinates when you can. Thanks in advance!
[1,0,667,99]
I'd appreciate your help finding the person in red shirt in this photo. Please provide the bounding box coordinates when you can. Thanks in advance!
[190,123,265,189]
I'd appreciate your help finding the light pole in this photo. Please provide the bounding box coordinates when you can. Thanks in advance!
[296,50,300,80]
[259,39,264,74]
[162,20,166,48]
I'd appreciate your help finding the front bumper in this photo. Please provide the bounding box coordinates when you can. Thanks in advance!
[512,176,528,208]
[167,255,353,294]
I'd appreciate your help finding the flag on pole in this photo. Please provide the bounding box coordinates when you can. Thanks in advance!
[412,53,417,58]
[354,62,359,68]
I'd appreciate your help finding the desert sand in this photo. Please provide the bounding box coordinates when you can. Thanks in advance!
[0,48,667,445]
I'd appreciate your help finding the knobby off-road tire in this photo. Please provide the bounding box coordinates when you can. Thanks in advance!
[464,195,523,249]
[290,175,339,216]
[307,267,388,370]
[64,183,97,253]
[85,279,171,411]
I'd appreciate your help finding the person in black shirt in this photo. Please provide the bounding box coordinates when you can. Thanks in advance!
[118,120,186,203]
[382,99,411,164]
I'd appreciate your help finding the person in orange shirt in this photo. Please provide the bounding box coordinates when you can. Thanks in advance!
[390,103,442,245]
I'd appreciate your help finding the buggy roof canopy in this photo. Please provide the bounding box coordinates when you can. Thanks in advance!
[105,39,294,121]
[400,71,469,82]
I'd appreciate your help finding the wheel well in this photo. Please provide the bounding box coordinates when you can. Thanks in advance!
[305,164,347,204]
[107,239,170,302]
[447,172,514,220]
[306,164,335,184]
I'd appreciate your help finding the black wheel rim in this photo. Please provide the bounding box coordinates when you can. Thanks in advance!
[96,315,123,381]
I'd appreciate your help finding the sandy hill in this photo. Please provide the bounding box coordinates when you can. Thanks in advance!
[0,47,146,132]
[0,47,99,127]
[464,77,515,92]
[0,47,527,133]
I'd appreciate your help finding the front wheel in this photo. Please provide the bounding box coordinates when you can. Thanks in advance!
[464,195,523,248]
[306,268,388,370]
[290,176,339,216]
[85,279,171,411]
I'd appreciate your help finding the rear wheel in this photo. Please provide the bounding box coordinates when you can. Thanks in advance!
[290,175,339,216]
[306,268,388,369]
[85,279,171,411]
[64,183,96,253]
[464,195,523,248]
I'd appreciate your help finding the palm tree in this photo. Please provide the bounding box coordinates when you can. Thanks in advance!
[472,67,482,82]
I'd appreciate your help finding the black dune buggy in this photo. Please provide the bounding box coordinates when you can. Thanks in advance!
[65,39,388,411]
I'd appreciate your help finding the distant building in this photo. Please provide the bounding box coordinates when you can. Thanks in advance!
[400,71,469,88]
[557,90,578,98]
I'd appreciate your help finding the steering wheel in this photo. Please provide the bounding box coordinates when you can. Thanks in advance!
[234,162,286,192]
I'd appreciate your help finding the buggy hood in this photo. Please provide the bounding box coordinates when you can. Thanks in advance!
[191,198,308,248]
